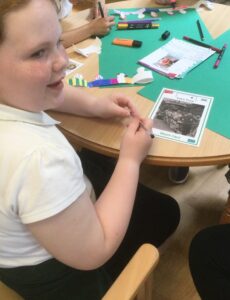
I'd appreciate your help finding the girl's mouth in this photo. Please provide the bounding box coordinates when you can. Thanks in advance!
[47,79,64,90]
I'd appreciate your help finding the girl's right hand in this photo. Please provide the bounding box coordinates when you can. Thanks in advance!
[119,118,154,165]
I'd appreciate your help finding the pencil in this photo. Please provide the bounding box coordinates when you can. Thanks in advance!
[213,43,227,68]
[183,36,222,53]
[139,122,155,138]
[98,1,104,18]
[196,20,204,41]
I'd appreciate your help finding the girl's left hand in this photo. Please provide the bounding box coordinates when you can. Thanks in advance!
[94,94,141,119]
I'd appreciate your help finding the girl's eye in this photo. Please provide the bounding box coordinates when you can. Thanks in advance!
[31,49,45,59]
[30,39,63,59]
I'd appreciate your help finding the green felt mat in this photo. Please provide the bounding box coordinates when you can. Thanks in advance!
[99,8,230,139]
[138,29,230,139]
[100,8,212,78]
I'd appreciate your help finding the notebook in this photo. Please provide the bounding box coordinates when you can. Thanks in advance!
[139,38,215,79]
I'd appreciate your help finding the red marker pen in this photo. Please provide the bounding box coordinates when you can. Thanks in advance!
[112,38,142,48]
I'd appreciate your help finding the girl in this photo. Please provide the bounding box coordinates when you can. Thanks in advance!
[0,1,180,299]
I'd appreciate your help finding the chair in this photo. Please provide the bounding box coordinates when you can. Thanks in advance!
[220,190,230,224]
[0,281,23,300]
[102,243,159,300]
[0,244,159,300]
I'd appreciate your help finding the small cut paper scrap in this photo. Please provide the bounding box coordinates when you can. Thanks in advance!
[132,67,154,84]
[73,37,102,57]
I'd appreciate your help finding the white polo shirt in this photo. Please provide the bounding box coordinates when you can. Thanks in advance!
[0,104,86,268]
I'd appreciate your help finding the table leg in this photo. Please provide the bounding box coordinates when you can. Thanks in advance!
[219,166,230,224]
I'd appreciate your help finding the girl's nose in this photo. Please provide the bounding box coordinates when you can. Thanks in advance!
[53,46,69,73]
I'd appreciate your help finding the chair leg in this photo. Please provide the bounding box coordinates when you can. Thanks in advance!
[220,191,230,224]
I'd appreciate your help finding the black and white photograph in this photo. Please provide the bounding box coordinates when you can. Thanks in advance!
[149,88,213,146]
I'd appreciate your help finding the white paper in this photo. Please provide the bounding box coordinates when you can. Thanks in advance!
[74,37,102,57]
[149,88,213,146]
[139,38,215,79]
[65,58,83,76]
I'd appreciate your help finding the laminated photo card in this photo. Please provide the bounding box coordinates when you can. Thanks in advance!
[149,88,213,146]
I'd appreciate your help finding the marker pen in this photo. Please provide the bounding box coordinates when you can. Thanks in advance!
[118,19,161,24]
[112,38,142,48]
[98,1,104,17]
[117,23,160,30]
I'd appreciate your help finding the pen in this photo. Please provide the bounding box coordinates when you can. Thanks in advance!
[170,0,177,9]
[183,36,222,53]
[117,23,160,30]
[213,43,227,68]
[196,19,204,41]
[139,122,155,138]
[118,19,161,24]
[112,38,142,47]
[144,8,160,13]
[98,1,104,18]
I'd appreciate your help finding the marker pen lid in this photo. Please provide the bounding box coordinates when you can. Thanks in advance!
[117,24,128,29]
[132,40,142,47]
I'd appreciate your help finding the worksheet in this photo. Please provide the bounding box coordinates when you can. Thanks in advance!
[149,88,213,146]
[139,38,215,79]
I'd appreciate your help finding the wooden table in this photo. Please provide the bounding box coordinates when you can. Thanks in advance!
[50,0,230,221]
[53,0,230,166]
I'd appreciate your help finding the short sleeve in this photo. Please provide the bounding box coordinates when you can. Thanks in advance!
[12,144,86,224]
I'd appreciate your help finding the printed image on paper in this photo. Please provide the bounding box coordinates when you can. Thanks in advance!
[149,88,213,146]
[65,58,83,76]
[155,55,179,70]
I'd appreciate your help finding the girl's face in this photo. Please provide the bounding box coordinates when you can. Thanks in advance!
[0,0,69,112]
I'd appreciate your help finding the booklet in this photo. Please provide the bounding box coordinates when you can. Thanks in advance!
[139,38,215,79]
[149,88,213,146]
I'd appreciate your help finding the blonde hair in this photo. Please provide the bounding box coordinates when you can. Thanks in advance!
[0,0,57,44]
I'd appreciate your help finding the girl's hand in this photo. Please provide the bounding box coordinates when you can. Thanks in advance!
[119,118,154,165]
[93,94,141,119]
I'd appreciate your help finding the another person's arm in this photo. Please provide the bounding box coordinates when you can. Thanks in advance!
[87,0,107,19]
[61,0,114,48]
[61,15,115,48]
